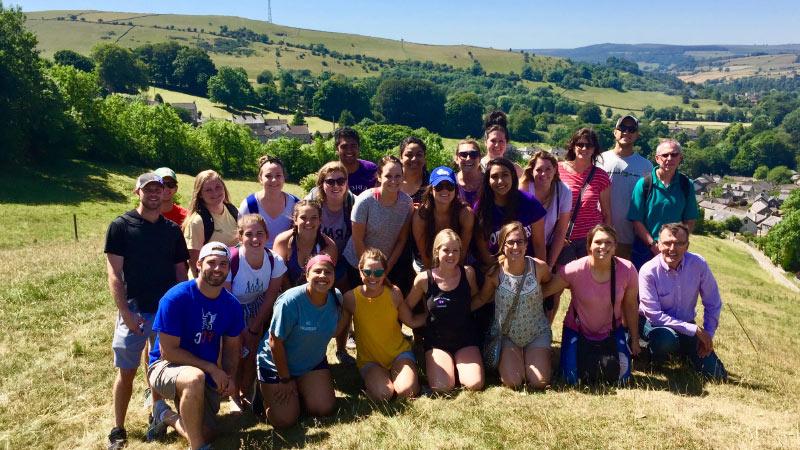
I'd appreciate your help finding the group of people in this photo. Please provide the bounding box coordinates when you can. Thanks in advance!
[104,113,728,450]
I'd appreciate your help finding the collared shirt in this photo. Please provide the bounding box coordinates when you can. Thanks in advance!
[638,251,722,337]
[627,167,698,240]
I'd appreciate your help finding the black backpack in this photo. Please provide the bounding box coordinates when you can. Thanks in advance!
[198,203,239,245]
[640,171,692,207]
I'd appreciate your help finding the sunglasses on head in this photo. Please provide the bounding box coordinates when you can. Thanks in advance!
[434,182,455,192]
[457,150,481,160]
[617,125,638,133]
[361,268,385,278]
[324,177,347,187]
[163,181,178,188]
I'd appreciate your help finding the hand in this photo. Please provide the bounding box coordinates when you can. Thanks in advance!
[222,379,238,398]
[696,327,714,358]
[272,380,297,406]
[209,366,231,394]
[629,336,641,357]
[121,309,144,336]
[242,328,260,358]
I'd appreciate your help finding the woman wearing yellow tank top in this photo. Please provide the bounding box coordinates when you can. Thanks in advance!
[341,248,420,401]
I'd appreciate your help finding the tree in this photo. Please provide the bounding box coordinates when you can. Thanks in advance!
[605,107,613,119]
[255,83,279,110]
[207,66,254,110]
[53,49,94,72]
[291,109,306,126]
[134,41,181,87]
[761,210,800,272]
[731,130,795,175]
[444,92,484,138]
[781,107,800,142]
[91,43,148,93]
[577,103,602,124]
[767,165,793,184]
[256,69,274,84]
[312,76,370,122]
[753,165,769,179]
[172,47,217,95]
[338,109,355,127]
[372,78,445,132]
[508,108,539,142]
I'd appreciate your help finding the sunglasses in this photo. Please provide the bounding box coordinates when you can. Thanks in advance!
[657,152,681,159]
[163,181,178,189]
[504,239,527,248]
[361,268,385,278]
[324,177,347,187]
[457,150,481,160]
[574,142,594,149]
[434,182,455,192]
[617,125,638,133]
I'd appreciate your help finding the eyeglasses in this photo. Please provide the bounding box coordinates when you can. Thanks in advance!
[617,125,638,133]
[433,182,455,192]
[164,181,178,189]
[574,142,594,149]
[657,152,681,159]
[457,150,481,160]
[361,268,385,278]
[324,177,347,187]
[504,239,526,248]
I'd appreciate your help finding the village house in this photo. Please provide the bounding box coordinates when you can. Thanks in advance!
[231,114,312,143]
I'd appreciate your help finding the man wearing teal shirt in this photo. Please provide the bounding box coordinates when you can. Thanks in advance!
[627,139,698,270]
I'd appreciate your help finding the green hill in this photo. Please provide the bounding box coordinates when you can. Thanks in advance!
[1,159,799,448]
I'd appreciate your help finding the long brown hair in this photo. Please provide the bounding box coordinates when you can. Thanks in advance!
[186,169,232,216]
[565,127,601,164]
[416,185,468,262]
[521,150,561,208]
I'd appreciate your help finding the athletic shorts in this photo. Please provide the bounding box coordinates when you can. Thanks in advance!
[359,351,416,377]
[147,359,220,427]
[111,300,156,370]
[257,359,329,384]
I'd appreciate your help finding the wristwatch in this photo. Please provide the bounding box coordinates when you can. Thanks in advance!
[278,375,293,384]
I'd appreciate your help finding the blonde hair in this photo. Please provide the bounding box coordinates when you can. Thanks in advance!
[237,214,269,240]
[186,170,232,217]
[315,161,349,204]
[431,228,461,268]
[494,221,527,264]
[358,247,393,287]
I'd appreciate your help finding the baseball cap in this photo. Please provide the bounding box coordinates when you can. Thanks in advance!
[198,241,231,262]
[429,166,456,187]
[135,172,164,190]
[615,115,639,130]
[154,167,177,180]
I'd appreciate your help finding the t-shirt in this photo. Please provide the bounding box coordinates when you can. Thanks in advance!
[479,190,547,256]
[627,168,699,241]
[320,205,350,255]
[162,203,188,227]
[527,181,573,245]
[149,280,245,372]
[558,162,611,241]
[599,151,653,245]
[560,257,637,340]
[238,193,296,249]
[257,285,341,376]
[226,249,288,305]
[348,159,378,196]
[343,188,413,267]
[183,209,239,250]
[104,210,189,313]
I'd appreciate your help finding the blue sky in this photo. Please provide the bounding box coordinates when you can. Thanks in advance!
[11,0,800,49]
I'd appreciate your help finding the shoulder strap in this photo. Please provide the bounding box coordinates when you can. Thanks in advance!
[246,194,259,214]
[547,186,561,246]
[198,205,213,244]
[229,246,240,282]
[500,260,529,336]
[265,248,275,279]
[566,165,597,239]
[225,202,239,220]
[609,257,617,332]
[678,173,691,202]
[642,174,654,208]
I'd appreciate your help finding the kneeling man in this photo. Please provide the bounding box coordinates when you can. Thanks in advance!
[147,242,245,449]
[638,223,727,380]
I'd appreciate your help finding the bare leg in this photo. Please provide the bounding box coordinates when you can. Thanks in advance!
[391,358,419,398]
[525,347,552,390]
[260,381,300,428]
[425,349,456,393]
[454,346,484,391]
[113,368,137,428]
[297,369,336,417]
[173,367,208,450]
[498,345,524,388]
[361,365,394,402]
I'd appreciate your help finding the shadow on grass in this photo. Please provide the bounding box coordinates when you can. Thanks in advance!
[0,160,131,205]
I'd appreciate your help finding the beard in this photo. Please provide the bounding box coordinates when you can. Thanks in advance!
[202,269,227,287]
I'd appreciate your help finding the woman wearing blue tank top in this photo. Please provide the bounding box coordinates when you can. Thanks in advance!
[272,200,337,287]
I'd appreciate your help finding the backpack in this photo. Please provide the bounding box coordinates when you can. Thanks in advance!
[640,171,691,207]
[245,192,300,215]
[198,202,239,245]
[229,245,276,284]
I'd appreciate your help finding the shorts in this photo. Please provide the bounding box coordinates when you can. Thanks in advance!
[147,359,220,427]
[257,359,329,384]
[502,328,552,351]
[359,351,416,377]
[111,300,156,370]
[240,295,264,322]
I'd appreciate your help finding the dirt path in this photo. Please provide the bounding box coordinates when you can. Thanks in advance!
[729,237,800,293]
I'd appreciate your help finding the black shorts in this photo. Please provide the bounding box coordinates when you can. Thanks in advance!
[258,359,329,384]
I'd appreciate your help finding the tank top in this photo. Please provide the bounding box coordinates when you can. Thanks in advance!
[423,267,476,350]
[286,235,322,287]
[353,286,412,369]
[494,257,549,347]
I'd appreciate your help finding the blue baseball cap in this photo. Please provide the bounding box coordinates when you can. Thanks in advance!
[429,166,456,187]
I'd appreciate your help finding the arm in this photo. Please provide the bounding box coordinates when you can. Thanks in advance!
[404,273,429,328]
[458,208,475,265]
[220,335,240,396]
[335,293,354,337]
[187,250,200,278]
[386,211,412,273]
[272,230,291,261]
[412,212,432,270]
[106,254,142,336]
[322,234,338,265]
[351,221,367,262]
[175,262,188,282]
[638,269,698,336]
[632,221,659,255]
[599,187,612,226]
[473,266,499,311]
[242,274,284,353]
[159,332,230,393]
[391,285,415,327]
[530,218,546,262]
[541,273,569,298]
[548,211,570,269]
[621,275,640,356]
[684,219,696,234]
[698,261,722,339]
[474,231,496,270]
[268,333,292,380]
[534,258,552,285]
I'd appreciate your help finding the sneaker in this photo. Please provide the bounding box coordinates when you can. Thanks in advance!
[335,350,356,365]
[346,336,357,350]
[107,427,127,450]
[145,400,173,442]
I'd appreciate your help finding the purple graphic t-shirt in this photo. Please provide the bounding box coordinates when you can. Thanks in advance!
[348,159,378,196]
[479,190,547,255]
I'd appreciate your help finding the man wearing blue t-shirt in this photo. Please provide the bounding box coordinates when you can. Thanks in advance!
[146,242,245,450]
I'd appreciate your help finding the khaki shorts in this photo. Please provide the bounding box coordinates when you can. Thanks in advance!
[147,359,220,428]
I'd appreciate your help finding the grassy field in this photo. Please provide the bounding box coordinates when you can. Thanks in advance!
[2,159,800,448]
[679,54,800,83]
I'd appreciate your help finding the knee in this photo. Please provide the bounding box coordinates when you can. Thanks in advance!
[367,383,395,402]
[117,368,137,384]
[182,367,207,393]
[648,329,679,356]
[527,375,549,390]
[394,382,419,399]
[306,397,335,417]
[462,376,484,391]
[430,378,455,393]
[268,409,299,429]
[500,370,523,389]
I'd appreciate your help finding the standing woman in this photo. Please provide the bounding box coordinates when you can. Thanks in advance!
[399,136,429,204]
[239,155,299,249]
[454,139,484,207]
[342,155,414,287]
[412,166,474,272]
[224,214,287,411]
[406,229,484,393]
[341,248,420,401]
[183,169,239,276]
[480,111,523,178]
[272,200,337,287]
[256,255,349,428]
[473,222,553,389]
[557,128,612,263]
[542,225,640,385]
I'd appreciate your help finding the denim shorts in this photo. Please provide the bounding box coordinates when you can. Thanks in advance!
[358,351,417,377]
[502,328,553,350]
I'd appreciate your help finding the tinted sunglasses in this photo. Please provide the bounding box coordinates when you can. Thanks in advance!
[574,142,594,149]
[361,268,385,277]
[324,177,347,187]
[457,150,481,160]
[163,181,178,188]
[617,125,638,133]
[434,182,455,192]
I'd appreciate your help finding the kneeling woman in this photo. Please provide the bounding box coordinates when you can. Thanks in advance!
[542,225,640,385]
[341,248,420,401]
[256,254,349,427]
[406,229,484,393]
[473,222,553,389]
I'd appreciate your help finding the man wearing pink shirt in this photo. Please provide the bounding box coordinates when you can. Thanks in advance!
[638,223,727,380]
